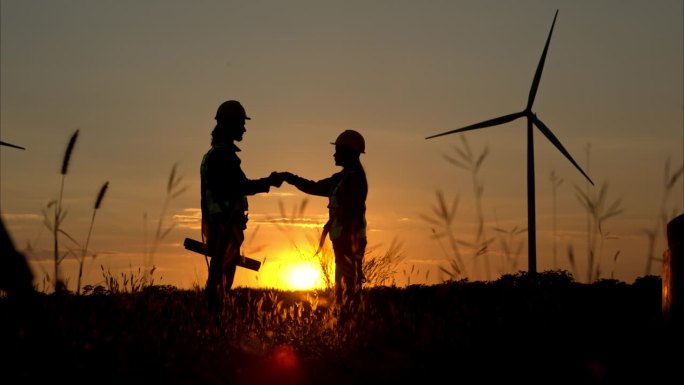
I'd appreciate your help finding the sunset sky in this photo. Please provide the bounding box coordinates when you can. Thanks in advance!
[1,0,682,291]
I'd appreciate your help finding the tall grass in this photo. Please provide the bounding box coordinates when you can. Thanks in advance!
[269,197,335,289]
[429,136,633,284]
[80,263,166,295]
[565,148,682,282]
[362,237,404,287]
[421,190,468,279]
[77,163,187,295]
[3,271,668,384]
[573,181,623,282]
[75,181,109,295]
[43,129,79,292]
[491,223,526,274]
[642,157,683,275]
[268,197,404,288]
[36,130,113,293]
[31,135,188,293]
[441,135,494,279]
[570,143,625,282]
[142,162,187,283]
[425,134,515,281]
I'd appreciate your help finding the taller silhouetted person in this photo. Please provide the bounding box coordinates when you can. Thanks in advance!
[200,100,283,313]
[282,129,368,323]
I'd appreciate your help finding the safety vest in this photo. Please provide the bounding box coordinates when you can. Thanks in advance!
[200,146,248,223]
[327,174,366,242]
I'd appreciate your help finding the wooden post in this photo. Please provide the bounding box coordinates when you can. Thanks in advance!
[663,213,684,337]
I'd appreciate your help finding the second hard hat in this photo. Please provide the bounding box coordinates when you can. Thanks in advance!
[215,100,251,121]
[332,130,365,154]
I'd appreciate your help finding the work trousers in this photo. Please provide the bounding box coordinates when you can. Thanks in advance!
[332,236,367,322]
[204,221,243,311]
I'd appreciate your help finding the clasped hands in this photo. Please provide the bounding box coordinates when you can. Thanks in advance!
[267,171,295,188]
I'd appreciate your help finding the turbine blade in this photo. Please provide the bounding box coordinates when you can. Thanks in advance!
[0,140,26,150]
[527,9,558,111]
[425,111,525,140]
[532,114,594,185]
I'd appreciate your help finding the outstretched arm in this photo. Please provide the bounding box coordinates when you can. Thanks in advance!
[282,171,337,197]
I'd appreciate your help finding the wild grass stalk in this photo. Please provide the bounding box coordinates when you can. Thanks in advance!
[492,223,526,274]
[268,197,336,289]
[269,197,403,288]
[75,181,109,295]
[574,181,623,282]
[421,190,470,279]
[362,237,404,287]
[424,134,499,281]
[143,163,187,283]
[441,135,493,279]
[47,129,79,292]
[642,157,683,275]
[307,229,335,289]
[87,263,158,294]
[566,143,622,283]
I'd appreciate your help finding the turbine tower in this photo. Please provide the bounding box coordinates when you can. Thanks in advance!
[425,9,594,275]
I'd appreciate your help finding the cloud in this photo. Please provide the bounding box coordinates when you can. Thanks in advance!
[1,213,42,221]
[252,216,325,229]
[174,208,201,230]
[172,207,327,230]
[268,192,298,197]
[404,258,445,266]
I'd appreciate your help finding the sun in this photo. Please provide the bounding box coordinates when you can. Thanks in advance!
[252,250,328,291]
[283,262,324,291]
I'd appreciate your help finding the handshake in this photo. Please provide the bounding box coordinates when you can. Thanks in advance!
[267,171,296,188]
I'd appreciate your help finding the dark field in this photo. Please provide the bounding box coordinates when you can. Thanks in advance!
[1,271,678,385]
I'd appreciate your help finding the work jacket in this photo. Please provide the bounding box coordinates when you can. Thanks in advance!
[200,142,270,229]
[288,165,367,244]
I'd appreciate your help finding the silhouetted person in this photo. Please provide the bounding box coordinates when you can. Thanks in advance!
[201,100,283,313]
[282,130,368,322]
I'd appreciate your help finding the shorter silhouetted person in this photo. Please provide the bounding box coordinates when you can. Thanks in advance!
[282,129,368,322]
[201,100,283,313]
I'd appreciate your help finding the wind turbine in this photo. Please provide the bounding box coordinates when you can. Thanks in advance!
[425,9,594,275]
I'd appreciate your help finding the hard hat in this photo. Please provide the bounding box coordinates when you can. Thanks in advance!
[215,100,251,121]
[332,129,365,154]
